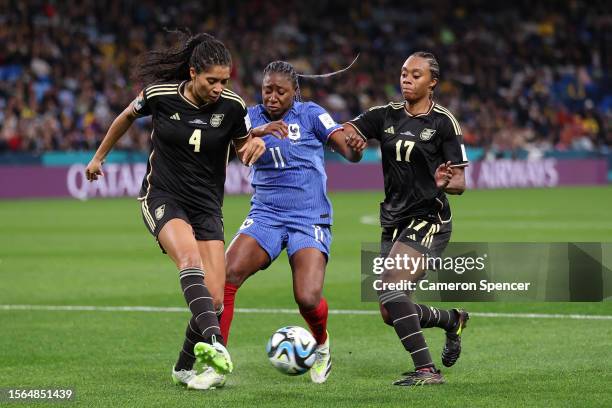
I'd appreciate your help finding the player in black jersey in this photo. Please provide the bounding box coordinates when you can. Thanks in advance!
[345,52,470,386]
[85,32,265,390]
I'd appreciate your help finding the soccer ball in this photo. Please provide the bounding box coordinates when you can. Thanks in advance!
[266,326,317,375]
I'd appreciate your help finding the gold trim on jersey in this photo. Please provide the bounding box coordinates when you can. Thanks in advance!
[435,197,452,224]
[145,84,178,99]
[220,89,246,109]
[225,142,232,166]
[433,105,462,136]
[137,131,157,231]
[147,91,178,99]
[178,81,205,109]
[404,100,434,117]
[343,122,368,142]
[367,101,403,112]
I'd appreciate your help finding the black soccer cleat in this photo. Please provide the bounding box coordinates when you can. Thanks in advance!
[393,368,445,386]
[441,308,469,367]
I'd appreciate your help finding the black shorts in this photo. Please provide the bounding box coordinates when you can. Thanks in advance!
[381,218,452,258]
[139,190,224,249]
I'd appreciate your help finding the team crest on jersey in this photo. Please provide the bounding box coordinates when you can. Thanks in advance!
[210,114,224,127]
[155,205,165,220]
[420,128,436,141]
[240,218,254,230]
[288,124,301,141]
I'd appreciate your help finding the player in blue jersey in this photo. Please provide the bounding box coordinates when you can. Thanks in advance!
[218,61,366,384]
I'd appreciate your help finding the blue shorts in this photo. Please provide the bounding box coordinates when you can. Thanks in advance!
[235,209,332,264]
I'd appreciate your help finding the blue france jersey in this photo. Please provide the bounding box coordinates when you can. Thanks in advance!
[248,102,342,225]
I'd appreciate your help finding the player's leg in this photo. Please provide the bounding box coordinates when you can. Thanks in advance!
[197,240,226,313]
[380,299,464,333]
[288,225,331,383]
[158,219,232,378]
[221,217,281,343]
[377,233,443,386]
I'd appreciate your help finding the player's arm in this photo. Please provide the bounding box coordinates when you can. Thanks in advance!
[326,124,367,162]
[85,101,140,181]
[231,108,276,166]
[435,161,466,194]
[438,111,469,195]
[233,134,266,166]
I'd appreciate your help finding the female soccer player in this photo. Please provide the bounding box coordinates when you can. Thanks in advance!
[219,61,367,384]
[345,51,469,386]
[85,32,265,390]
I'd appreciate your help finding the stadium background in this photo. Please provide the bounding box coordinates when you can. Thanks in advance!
[1,1,611,406]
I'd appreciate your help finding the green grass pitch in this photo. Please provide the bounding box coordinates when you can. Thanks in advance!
[1,186,612,407]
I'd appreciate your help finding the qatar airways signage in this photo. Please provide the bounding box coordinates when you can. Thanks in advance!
[0,159,607,199]
[65,163,148,200]
[464,159,607,189]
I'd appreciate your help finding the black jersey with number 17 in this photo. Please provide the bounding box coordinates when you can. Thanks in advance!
[132,81,251,217]
[348,101,468,227]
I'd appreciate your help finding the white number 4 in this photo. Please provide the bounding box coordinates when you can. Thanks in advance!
[189,129,202,152]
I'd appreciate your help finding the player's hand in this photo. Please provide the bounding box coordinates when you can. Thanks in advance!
[345,132,367,153]
[250,121,289,139]
[85,157,104,181]
[239,137,266,166]
[435,161,454,189]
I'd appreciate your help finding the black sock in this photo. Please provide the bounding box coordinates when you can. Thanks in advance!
[175,316,205,371]
[415,304,458,331]
[379,290,434,370]
[179,268,224,344]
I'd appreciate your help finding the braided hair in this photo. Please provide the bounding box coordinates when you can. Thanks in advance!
[136,30,232,84]
[262,55,360,102]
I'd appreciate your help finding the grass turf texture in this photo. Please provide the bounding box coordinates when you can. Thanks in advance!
[1,186,611,407]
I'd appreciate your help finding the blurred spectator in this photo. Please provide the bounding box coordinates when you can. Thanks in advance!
[0,0,610,154]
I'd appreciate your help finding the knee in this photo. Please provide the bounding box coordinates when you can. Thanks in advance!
[294,290,321,311]
[225,260,248,287]
[176,252,203,271]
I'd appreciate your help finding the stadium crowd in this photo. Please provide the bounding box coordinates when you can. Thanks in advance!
[0,0,610,154]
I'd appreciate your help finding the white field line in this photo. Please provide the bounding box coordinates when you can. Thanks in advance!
[1,304,611,320]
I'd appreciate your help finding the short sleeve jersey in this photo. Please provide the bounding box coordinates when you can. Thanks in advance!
[248,101,342,225]
[348,101,468,227]
[133,81,251,216]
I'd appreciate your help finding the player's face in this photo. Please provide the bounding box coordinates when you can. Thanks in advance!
[400,56,437,103]
[262,73,295,119]
[191,65,231,104]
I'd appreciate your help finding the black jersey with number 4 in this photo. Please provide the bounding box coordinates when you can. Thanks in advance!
[132,81,250,217]
[348,101,468,227]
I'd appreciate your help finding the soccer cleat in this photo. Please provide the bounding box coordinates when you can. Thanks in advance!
[442,308,470,367]
[171,366,197,386]
[393,368,444,386]
[187,366,226,390]
[194,341,233,375]
[310,331,331,384]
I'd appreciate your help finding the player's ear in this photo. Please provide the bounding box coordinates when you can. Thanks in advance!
[189,67,197,81]
[429,77,438,90]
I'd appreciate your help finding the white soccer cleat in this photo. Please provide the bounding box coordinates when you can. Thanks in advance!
[187,366,226,390]
[171,366,197,386]
[310,331,332,384]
